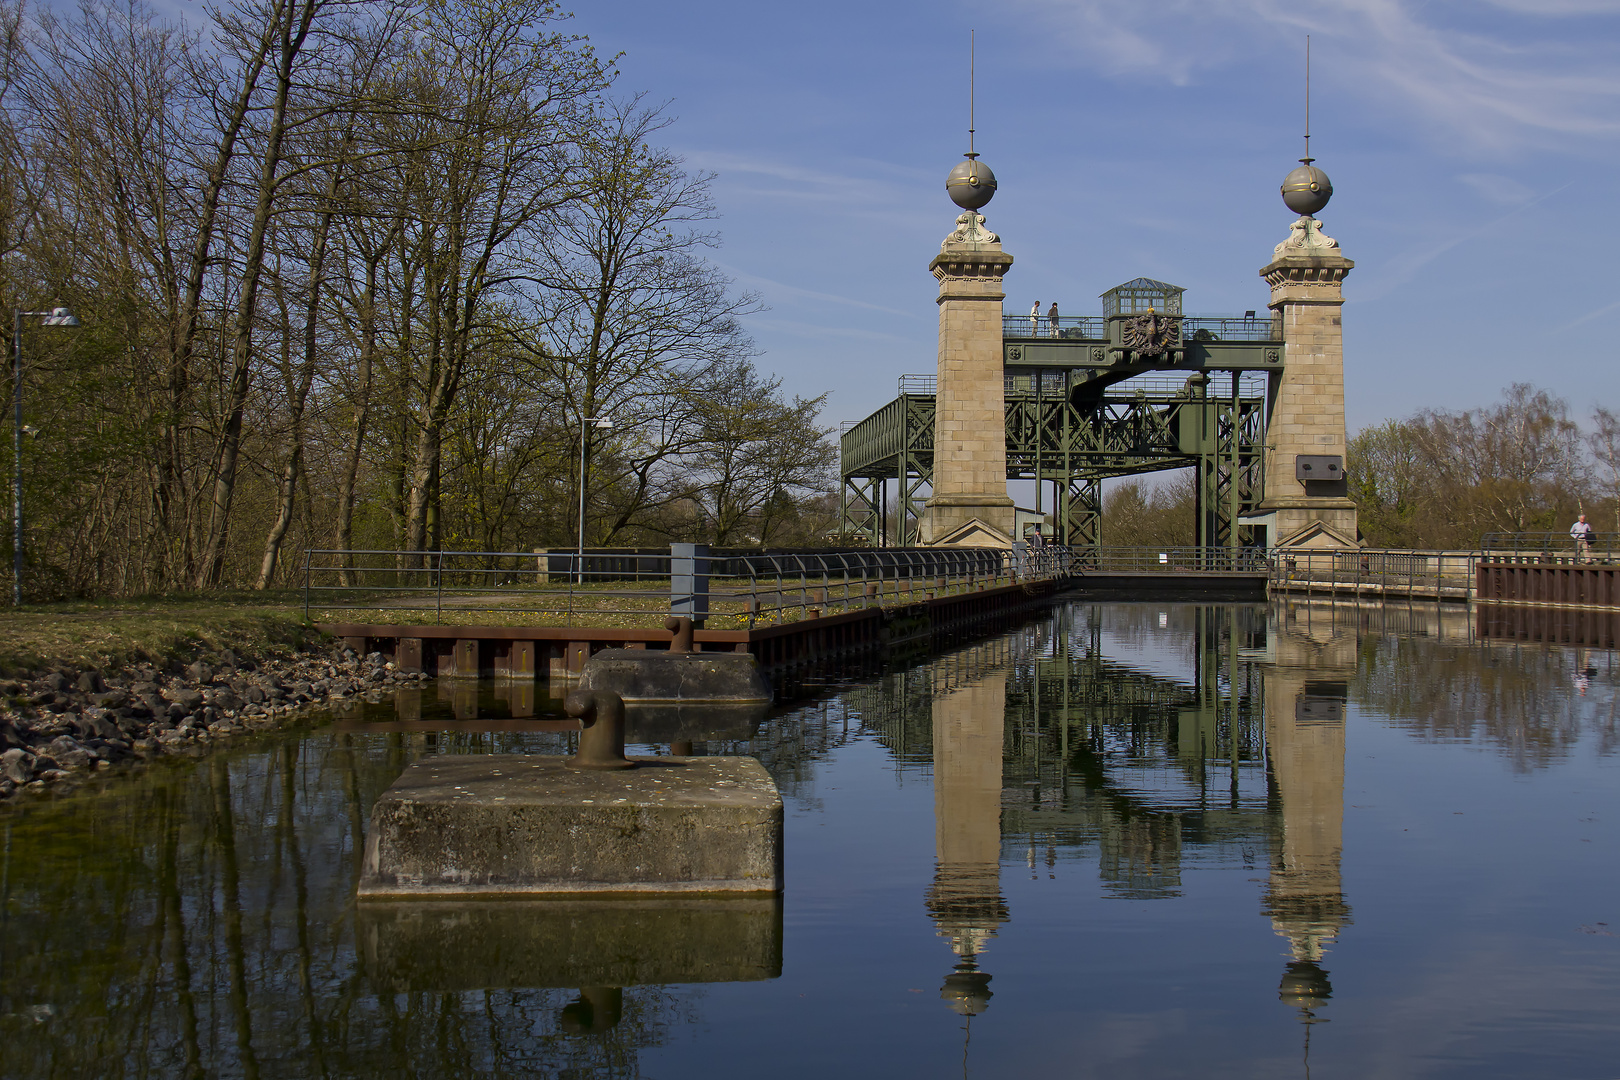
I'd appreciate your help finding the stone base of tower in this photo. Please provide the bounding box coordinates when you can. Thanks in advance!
[919,495,1016,548]
[1253,499,1359,550]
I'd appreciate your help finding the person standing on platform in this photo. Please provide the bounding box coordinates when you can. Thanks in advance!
[1030,300,1040,335]
[1027,524,1046,573]
[1571,513,1596,562]
[1047,302,1059,337]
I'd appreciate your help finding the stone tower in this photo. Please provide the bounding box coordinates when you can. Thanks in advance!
[1258,156,1358,548]
[920,156,1015,547]
[1260,218,1358,547]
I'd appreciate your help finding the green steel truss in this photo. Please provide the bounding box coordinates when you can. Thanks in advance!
[839,314,1278,548]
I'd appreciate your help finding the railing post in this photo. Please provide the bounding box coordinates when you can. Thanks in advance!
[795,555,808,618]
[670,543,711,627]
[435,551,444,623]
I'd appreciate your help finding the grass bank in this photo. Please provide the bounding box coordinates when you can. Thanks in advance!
[0,592,319,676]
[0,574,983,675]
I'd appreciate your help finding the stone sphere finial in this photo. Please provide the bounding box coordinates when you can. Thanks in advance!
[1281,161,1332,216]
[947,157,997,211]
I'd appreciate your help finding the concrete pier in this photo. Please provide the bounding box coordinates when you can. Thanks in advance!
[358,755,783,898]
[578,648,771,705]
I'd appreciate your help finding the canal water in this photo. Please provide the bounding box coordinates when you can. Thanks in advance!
[2,601,1617,1079]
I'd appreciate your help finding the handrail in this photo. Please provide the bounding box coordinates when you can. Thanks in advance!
[1481,531,1620,556]
[1063,546,1271,573]
[1000,313,1281,343]
[300,546,1072,627]
[1266,547,1481,602]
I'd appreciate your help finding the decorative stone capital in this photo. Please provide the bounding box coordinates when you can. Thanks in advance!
[943,210,998,247]
[1262,216,1353,293]
[1274,215,1339,258]
[930,248,1013,282]
[930,212,1013,285]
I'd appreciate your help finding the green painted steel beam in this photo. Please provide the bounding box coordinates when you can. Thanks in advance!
[840,385,1266,547]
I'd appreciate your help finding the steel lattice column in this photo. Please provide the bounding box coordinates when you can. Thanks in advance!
[840,476,881,546]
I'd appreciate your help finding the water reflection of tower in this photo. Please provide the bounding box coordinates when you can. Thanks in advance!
[926,654,1010,1017]
[1261,614,1354,1029]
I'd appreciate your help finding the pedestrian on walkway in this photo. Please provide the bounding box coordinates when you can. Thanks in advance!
[1047,302,1059,337]
[1571,513,1596,562]
[1030,300,1040,335]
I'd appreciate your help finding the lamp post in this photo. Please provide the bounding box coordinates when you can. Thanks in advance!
[576,415,612,584]
[13,307,79,606]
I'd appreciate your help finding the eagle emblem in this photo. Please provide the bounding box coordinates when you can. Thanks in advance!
[1121,312,1182,358]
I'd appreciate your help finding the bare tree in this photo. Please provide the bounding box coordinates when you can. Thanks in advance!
[684,361,834,544]
[525,96,760,545]
[1413,383,1585,542]
[1588,406,1620,538]
[391,0,609,561]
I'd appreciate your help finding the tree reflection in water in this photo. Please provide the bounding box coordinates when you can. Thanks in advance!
[0,729,700,1077]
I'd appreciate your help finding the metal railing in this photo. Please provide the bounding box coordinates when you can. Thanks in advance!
[1480,531,1620,564]
[1180,316,1281,343]
[1004,315,1107,339]
[1268,548,1480,601]
[1001,314,1281,343]
[301,546,1077,628]
[1067,546,1271,573]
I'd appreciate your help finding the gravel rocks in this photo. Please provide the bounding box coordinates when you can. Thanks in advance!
[0,642,432,802]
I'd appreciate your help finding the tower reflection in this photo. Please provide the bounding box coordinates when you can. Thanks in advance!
[1261,610,1353,1025]
[925,646,1011,1016]
[901,605,1358,1033]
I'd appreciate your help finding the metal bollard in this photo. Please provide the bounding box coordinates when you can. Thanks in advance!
[664,615,695,653]
[564,689,637,770]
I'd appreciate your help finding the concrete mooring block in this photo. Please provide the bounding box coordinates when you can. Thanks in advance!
[579,649,770,705]
[358,755,782,898]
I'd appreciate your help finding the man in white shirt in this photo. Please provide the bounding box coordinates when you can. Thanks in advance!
[1571,514,1595,562]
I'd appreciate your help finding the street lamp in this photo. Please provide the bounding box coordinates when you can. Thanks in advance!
[14,307,80,605]
[577,415,612,584]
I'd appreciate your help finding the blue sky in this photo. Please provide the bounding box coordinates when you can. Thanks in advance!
[565,0,1620,436]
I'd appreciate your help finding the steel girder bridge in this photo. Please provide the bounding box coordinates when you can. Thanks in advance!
[839,279,1281,548]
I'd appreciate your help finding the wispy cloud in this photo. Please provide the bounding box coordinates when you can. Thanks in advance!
[1481,0,1620,13]
[1459,173,1536,205]
[1012,0,1620,152]
[1355,180,1571,300]
[682,149,925,209]
[718,263,918,319]
[745,317,920,348]
[1556,296,1620,333]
